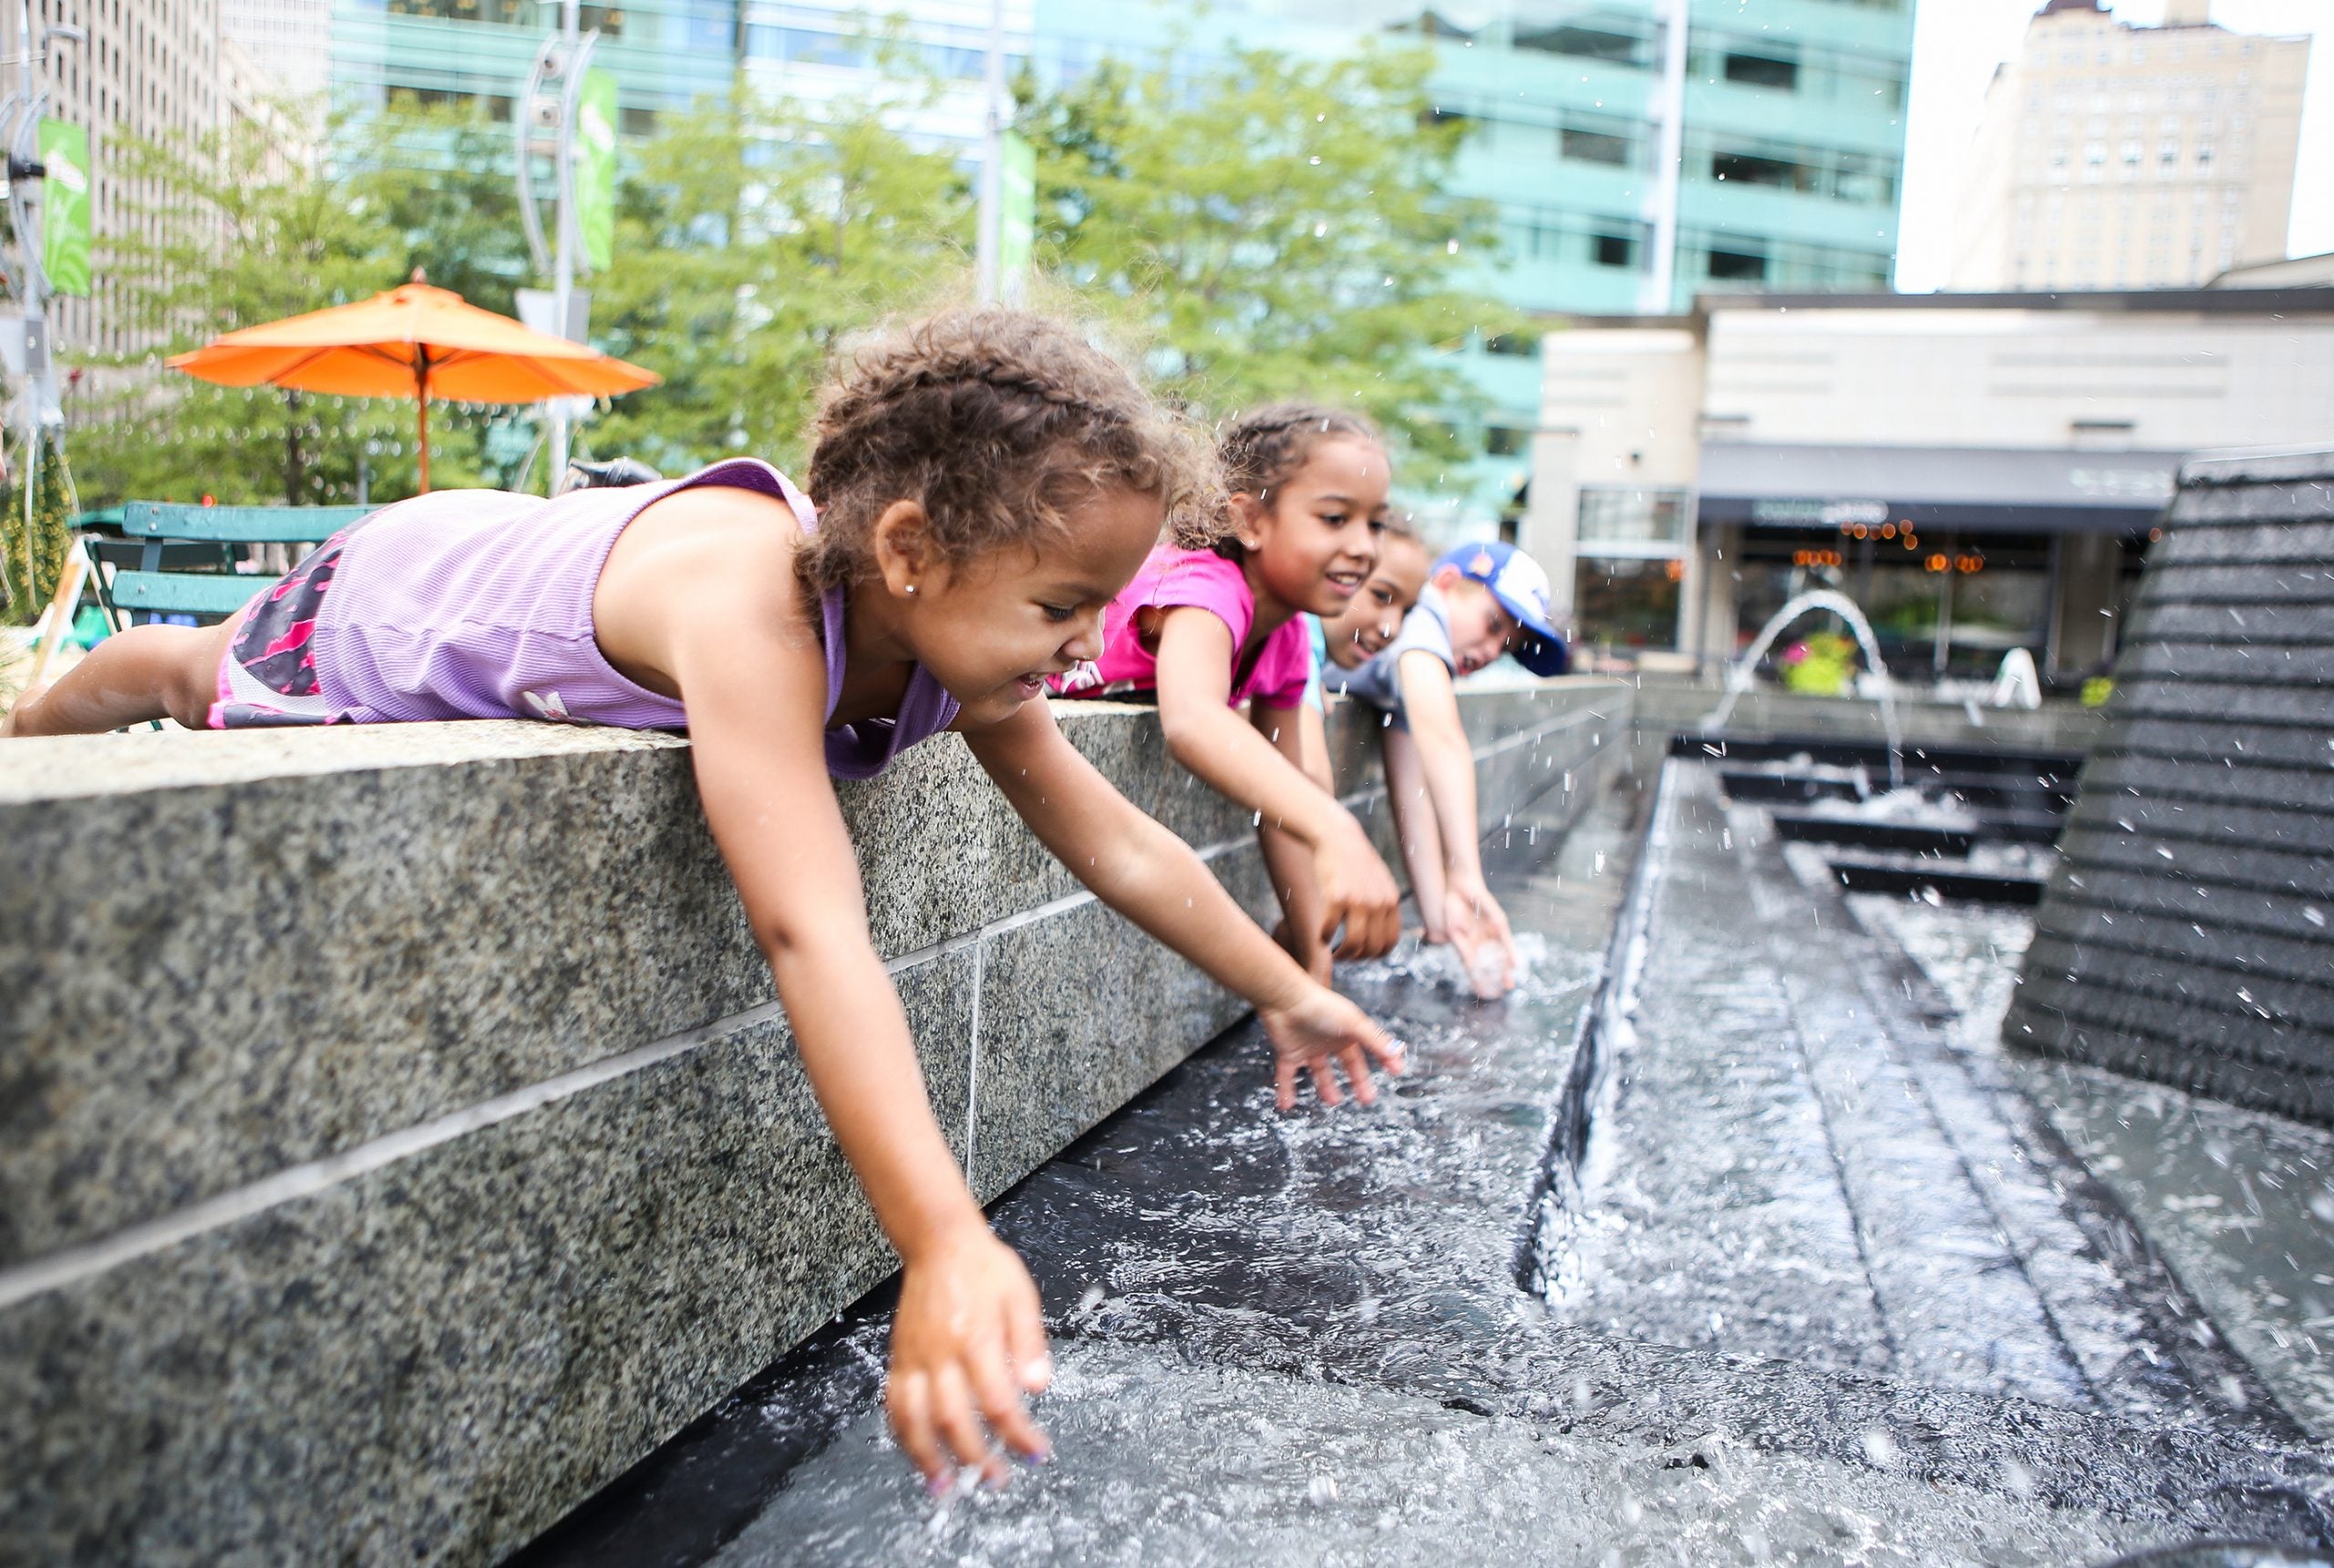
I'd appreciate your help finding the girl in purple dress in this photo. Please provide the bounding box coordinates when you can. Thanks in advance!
[8,310,1403,1491]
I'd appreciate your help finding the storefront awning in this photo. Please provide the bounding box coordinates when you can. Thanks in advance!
[1696,442,2186,534]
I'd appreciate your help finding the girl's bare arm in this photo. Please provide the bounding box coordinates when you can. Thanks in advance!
[965,700,1404,1109]
[666,562,1048,1490]
[1255,701,1332,983]
[1148,608,1400,956]
[1393,651,1488,890]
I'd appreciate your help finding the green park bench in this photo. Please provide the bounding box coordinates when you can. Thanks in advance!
[81,502,372,628]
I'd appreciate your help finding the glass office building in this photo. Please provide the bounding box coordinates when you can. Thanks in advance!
[323,0,1913,524]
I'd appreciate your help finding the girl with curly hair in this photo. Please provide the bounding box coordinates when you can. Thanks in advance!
[6,310,1403,1491]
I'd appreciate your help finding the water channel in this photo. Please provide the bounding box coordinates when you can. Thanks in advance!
[517,758,2334,1566]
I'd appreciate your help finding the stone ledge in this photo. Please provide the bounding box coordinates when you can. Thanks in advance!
[0,680,1631,1568]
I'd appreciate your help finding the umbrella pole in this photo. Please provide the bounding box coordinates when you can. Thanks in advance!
[417,387,431,494]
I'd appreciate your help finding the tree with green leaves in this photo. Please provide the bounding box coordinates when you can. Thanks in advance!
[586,68,972,475]
[70,97,537,511]
[1016,42,1515,470]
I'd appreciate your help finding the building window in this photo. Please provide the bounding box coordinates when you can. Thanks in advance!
[1513,23,1653,67]
[1484,426,1530,458]
[1708,248,1767,281]
[1482,333,1538,358]
[1711,151,1812,191]
[1594,232,1637,268]
[1575,557,1683,649]
[2196,142,2213,166]
[1561,126,1631,166]
[1578,488,1691,548]
[386,0,534,23]
[1721,52,1798,91]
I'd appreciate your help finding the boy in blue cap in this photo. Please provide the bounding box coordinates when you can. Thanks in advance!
[1327,540,1569,996]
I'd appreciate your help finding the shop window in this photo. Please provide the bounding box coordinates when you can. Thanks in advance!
[1722,52,1798,91]
[1594,232,1637,268]
[1561,126,1631,166]
[1708,247,1767,281]
[1575,557,1682,649]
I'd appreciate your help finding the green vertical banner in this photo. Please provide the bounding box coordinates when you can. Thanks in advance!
[998,130,1036,304]
[38,119,89,297]
[573,68,618,273]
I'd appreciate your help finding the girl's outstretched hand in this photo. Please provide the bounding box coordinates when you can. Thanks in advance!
[886,1223,1054,1491]
[1313,814,1404,960]
[1444,878,1519,999]
[1260,984,1407,1110]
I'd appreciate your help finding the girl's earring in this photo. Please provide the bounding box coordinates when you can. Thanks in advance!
[905,583,918,595]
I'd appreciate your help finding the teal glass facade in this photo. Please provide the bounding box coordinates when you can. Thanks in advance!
[330,0,739,130]
[1028,1,1915,521]
[320,0,1912,524]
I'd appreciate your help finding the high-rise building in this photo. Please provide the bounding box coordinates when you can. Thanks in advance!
[317,0,1913,527]
[0,0,227,359]
[1947,0,2309,293]
[1027,1,1916,525]
[223,0,333,99]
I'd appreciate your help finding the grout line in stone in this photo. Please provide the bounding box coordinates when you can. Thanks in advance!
[0,997,790,1311]
[964,938,984,1185]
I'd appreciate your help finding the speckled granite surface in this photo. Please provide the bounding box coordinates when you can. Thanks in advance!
[0,681,1630,1568]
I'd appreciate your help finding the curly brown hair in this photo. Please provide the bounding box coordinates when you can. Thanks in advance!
[800,309,1224,591]
[1219,403,1385,506]
[1213,402,1386,562]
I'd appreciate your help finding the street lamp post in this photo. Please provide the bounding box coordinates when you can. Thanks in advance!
[975,0,1005,304]
[517,0,596,482]
[0,5,83,550]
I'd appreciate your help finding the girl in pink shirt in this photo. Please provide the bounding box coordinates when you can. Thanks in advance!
[1055,404,1404,991]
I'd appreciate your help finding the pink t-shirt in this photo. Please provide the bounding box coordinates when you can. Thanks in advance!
[1050,545,1312,710]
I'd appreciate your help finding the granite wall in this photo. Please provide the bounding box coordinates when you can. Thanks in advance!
[0,678,1629,1568]
[2006,449,2334,1125]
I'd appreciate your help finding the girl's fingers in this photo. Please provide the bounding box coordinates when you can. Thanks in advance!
[1367,1026,1407,1075]
[1275,1055,1300,1111]
[966,1334,1048,1462]
[1340,1045,1378,1106]
[932,1363,1000,1484]
[889,1371,946,1486]
[1006,1290,1055,1396]
[1310,1057,1345,1108]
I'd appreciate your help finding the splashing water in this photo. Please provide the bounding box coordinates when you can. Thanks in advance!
[1704,590,1903,789]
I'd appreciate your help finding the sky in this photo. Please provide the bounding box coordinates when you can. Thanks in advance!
[1895,0,2331,291]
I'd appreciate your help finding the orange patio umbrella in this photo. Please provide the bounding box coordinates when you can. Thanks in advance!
[167,274,659,492]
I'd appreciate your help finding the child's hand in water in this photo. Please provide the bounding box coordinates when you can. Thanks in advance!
[1444,879,1518,999]
[1260,985,1407,1110]
[1313,815,1404,959]
[886,1224,1054,1491]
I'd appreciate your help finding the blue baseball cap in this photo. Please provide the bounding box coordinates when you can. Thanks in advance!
[1436,540,1570,676]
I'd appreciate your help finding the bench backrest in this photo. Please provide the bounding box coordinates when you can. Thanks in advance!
[119,502,372,543]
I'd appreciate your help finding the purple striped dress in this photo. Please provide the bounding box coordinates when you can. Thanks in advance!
[211,458,960,780]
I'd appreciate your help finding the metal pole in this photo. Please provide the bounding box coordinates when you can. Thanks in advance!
[1639,0,1689,315]
[975,0,1005,304]
[548,0,580,480]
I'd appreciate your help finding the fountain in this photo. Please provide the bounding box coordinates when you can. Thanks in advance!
[1703,588,1903,789]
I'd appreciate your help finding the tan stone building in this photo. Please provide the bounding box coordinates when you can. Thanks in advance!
[1947,0,2308,293]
